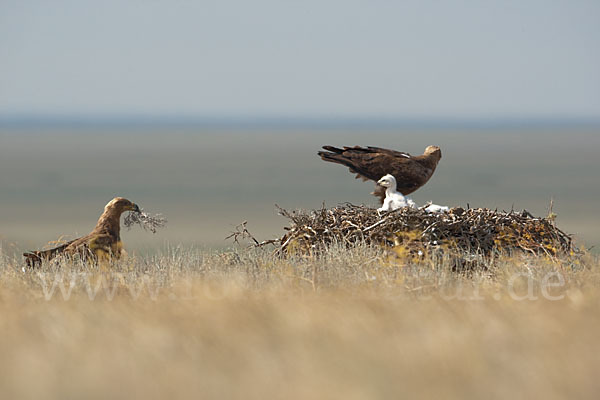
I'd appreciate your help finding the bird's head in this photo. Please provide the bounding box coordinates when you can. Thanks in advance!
[105,197,141,214]
[424,145,442,160]
[377,174,396,189]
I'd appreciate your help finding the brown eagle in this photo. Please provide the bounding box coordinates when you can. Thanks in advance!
[23,197,140,267]
[318,145,442,203]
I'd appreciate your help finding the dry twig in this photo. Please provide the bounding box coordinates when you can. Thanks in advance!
[124,209,168,233]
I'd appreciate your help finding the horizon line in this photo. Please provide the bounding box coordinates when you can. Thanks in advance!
[1,114,600,130]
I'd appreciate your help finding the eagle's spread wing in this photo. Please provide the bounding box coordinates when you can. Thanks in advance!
[318,145,442,203]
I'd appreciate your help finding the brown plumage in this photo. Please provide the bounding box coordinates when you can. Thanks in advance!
[318,145,442,203]
[23,197,140,267]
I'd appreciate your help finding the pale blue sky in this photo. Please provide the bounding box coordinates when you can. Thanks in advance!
[1,0,599,119]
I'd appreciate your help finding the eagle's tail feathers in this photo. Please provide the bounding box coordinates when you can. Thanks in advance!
[321,145,344,154]
[23,240,75,268]
[318,151,356,169]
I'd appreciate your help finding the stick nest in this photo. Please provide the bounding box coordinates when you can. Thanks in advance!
[271,204,574,260]
[124,209,168,233]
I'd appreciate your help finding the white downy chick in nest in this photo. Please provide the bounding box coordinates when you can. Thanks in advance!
[424,203,449,213]
[377,174,416,212]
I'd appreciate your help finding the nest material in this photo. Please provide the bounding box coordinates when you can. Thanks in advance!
[275,204,573,258]
[124,209,167,234]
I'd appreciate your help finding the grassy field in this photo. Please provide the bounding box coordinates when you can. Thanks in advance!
[1,244,599,399]
[1,126,599,398]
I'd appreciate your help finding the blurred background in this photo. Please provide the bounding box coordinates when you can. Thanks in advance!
[1,0,599,254]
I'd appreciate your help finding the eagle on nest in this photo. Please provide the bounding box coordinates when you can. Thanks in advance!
[23,197,140,267]
[318,145,442,203]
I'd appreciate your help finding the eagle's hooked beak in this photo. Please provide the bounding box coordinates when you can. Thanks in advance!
[131,203,141,213]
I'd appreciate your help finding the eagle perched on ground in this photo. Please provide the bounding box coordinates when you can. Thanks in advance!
[23,197,140,267]
[318,145,442,203]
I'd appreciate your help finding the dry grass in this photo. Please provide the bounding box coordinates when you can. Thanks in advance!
[0,244,599,400]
